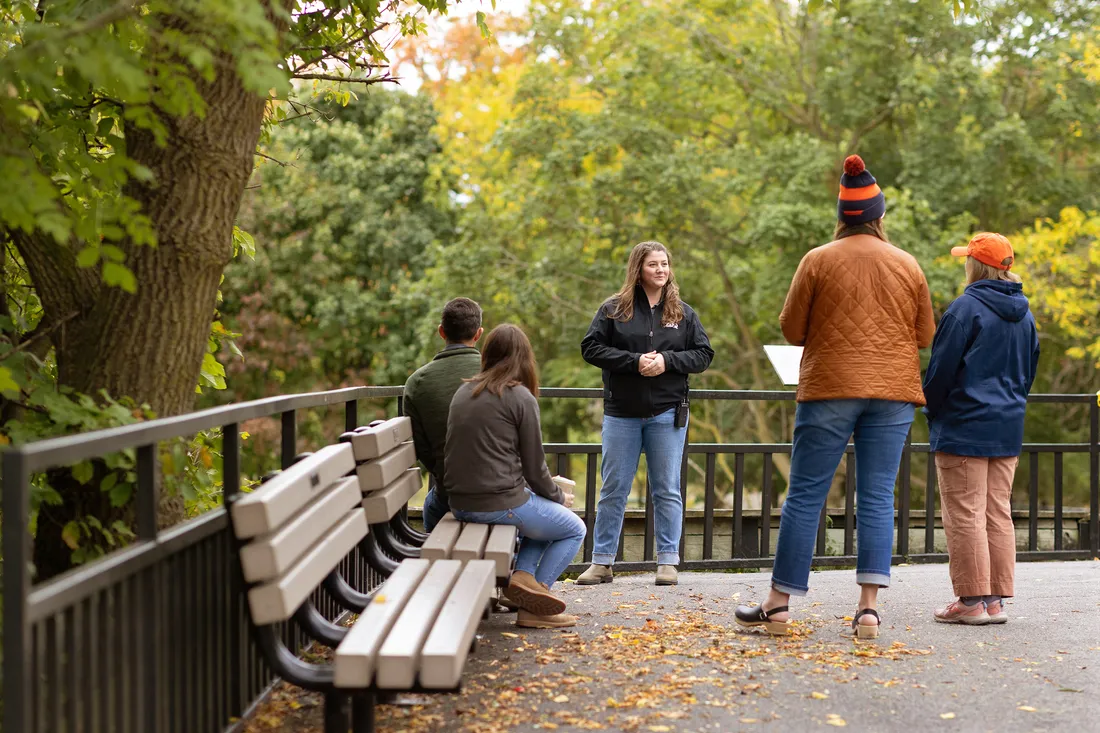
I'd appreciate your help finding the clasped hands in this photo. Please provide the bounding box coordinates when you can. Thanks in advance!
[638,351,666,377]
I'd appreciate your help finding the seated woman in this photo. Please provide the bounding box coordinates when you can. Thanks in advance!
[444,324,586,629]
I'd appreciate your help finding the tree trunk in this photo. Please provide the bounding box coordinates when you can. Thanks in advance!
[16,39,268,580]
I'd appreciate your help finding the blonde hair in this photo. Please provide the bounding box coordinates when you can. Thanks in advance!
[966,256,1021,285]
[608,241,684,326]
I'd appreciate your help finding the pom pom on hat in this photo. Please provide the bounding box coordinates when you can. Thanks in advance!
[843,155,866,176]
[837,154,884,225]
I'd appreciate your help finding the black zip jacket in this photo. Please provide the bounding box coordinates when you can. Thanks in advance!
[581,287,714,417]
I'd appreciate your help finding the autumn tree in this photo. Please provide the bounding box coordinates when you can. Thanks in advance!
[0,0,481,580]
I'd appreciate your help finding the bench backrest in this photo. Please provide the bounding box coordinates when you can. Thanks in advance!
[230,444,368,626]
[342,417,423,524]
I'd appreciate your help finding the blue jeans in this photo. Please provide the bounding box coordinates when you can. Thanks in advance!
[421,484,450,533]
[772,399,914,596]
[452,489,586,589]
[592,408,687,567]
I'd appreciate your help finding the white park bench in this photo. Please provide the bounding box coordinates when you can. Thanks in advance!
[229,441,498,733]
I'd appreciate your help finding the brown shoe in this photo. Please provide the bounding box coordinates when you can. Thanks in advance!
[576,563,613,585]
[655,564,678,586]
[504,571,567,616]
[516,609,578,628]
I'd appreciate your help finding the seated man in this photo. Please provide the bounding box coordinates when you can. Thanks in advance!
[403,297,484,532]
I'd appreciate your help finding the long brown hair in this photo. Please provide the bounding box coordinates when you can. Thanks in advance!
[608,241,684,326]
[467,324,540,398]
[834,218,889,243]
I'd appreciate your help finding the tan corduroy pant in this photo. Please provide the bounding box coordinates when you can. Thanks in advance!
[935,454,1018,598]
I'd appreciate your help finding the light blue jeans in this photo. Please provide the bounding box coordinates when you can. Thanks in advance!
[771,399,914,596]
[592,408,688,566]
[452,489,586,589]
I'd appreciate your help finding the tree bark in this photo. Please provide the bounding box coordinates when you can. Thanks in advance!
[15,35,269,580]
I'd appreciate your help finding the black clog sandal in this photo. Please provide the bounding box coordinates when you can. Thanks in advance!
[851,608,880,639]
[734,604,791,635]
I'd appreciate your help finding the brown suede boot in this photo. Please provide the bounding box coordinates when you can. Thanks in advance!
[516,609,578,628]
[504,571,567,616]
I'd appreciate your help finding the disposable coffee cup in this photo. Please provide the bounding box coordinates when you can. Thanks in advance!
[552,476,576,492]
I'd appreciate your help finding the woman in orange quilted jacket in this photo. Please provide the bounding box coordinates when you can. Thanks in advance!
[736,155,935,639]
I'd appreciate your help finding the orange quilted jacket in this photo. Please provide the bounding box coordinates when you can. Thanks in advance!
[779,235,935,405]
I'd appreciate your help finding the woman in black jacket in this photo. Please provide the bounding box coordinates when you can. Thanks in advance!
[578,241,714,586]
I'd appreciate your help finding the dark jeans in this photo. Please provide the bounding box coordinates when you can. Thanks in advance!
[421,485,450,532]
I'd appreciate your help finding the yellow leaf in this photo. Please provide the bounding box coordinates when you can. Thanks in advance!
[826,718,847,727]
[553,694,569,703]
[740,719,760,724]
[1018,706,1037,712]
[940,713,956,719]
[648,728,672,732]
[811,691,829,699]
[501,632,520,638]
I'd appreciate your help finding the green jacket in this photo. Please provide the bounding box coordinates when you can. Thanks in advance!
[402,345,481,494]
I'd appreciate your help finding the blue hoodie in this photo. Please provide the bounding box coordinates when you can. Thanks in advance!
[922,279,1040,457]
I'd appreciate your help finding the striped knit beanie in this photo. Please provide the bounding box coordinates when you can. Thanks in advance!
[837,155,886,225]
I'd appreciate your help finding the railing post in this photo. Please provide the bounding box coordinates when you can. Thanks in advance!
[3,449,31,733]
[345,399,359,433]
[583,452,597,563]
[1090,402,1098,557]
[136,444,158,540]
[280,410,296,470]
[135,444,159,733]
[222,423,243,722]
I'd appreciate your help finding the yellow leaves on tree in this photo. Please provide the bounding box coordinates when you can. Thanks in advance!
[1013,207,1100,367]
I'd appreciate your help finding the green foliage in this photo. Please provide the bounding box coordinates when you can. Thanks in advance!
[384,0,1099,505]
[218,89,456,398]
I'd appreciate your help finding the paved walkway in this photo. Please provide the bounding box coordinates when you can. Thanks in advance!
[244,561,1099,732]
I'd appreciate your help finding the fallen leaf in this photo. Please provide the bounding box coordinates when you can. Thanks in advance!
[501,632,520,639]
[810,691,829,700]
[1018,706,1037,712]
[826,717,847,727]
[739,719,760,724]
[553,694,569,703]
[940,713,956,720]
[648,727,672,732]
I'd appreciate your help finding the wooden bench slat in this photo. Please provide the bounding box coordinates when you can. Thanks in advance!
[361,468,421,524]
[420,517,462,561]
[240,477,362,583]
[344,416,414,461]
[376,560,463,689]
[356,442,417,492]
[419,560,495,689]
[246,508,368,625]
[483,525,518,579]
[451,523,489,564]
[231,444,355,539]
[333,559,431,688]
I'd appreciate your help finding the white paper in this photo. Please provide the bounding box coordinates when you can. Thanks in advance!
[763,344,804,385]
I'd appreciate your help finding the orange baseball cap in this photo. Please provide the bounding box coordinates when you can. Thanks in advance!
[951,232,1014,270]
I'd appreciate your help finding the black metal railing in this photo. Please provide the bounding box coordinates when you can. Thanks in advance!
[2,387,1097,733]
[537,389,1098,572]
[2,386,404,733]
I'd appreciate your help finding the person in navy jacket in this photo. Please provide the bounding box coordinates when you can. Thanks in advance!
[922,232,1039,626]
